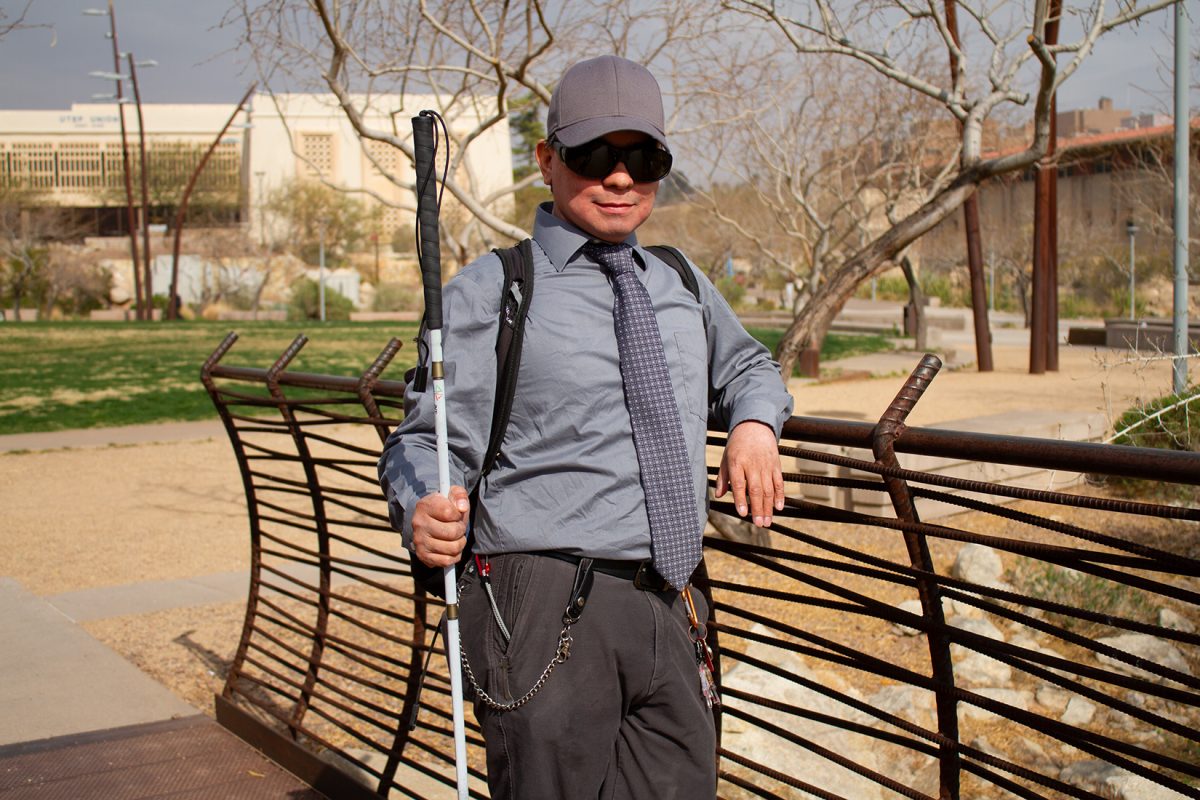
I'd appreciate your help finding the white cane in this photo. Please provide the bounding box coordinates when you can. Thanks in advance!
[412,110,470,800]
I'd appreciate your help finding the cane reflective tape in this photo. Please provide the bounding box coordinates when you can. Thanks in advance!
[431,326,469,796]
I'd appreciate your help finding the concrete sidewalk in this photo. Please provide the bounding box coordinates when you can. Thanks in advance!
[0,578,195,747]
[0,419,226,453]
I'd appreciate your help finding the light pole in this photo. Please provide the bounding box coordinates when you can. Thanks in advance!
[318,220,327,322]
[85,3,141,319]
[255,171,266,246]
[127,53,155,315]
[1125,219,1138,320]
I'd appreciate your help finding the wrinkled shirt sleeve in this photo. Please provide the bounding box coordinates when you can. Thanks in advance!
[377,255,502,548]
[695,268,795,438]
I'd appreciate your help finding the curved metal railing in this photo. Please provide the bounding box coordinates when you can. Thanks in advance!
[201,332,1200,800]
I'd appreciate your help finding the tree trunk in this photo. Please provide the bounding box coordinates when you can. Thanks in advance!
[963,193,994,370]
[900,256,927,352]
[774,170,984,377]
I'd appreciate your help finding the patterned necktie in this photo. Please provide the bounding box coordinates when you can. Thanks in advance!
[585,241,702,590]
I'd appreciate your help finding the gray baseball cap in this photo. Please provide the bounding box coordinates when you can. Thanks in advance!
[546,55,667,148]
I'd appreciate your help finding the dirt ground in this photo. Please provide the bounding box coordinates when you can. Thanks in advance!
[0,343,1184,722]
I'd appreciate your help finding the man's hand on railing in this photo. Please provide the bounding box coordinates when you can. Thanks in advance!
[715,420,785,529]
[413,487,471,567]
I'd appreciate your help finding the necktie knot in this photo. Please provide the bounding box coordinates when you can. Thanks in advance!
[584,241,636,277]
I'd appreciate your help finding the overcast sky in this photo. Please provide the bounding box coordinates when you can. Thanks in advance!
[0,0,1194,116]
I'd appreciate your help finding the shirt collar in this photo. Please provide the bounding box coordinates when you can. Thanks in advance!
[533,202,644,273]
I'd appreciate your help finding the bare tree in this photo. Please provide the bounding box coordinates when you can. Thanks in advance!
[230,0,718,266]
[672,42,947,365]
[0,2,50,41]
[722,0,1179,376]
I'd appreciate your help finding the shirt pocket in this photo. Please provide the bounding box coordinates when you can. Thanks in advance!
[673,330,709,423]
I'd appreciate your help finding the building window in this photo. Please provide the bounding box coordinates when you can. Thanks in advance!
[57,142,105,190]
[364,138,400,176]
[6,142,56,189]
[298,132,335,178]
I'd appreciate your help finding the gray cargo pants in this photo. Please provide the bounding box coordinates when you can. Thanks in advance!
[458,552,717,800]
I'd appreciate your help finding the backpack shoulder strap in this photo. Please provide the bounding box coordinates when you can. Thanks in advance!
[481,238,534,478]
[646,244,701,303]
[479,241,694,479]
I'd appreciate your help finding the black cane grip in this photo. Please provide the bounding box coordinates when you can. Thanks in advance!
[412,113,443,331]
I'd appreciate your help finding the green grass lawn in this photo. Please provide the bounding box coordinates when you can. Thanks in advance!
[0,321,893,435]
[0,321,420,435]
[746,328,896,375]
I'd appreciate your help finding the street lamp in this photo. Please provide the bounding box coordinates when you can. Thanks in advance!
[318,220,327,322]
[1126,218,1138,320]
[85,2,143,319]
[255,171,266,245]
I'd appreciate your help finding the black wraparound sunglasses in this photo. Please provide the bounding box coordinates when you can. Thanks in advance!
[550,137,673,183]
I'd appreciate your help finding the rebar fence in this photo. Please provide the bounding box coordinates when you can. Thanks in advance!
[201,333,1200,800]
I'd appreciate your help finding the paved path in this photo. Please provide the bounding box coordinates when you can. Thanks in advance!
[0,578,195,747]
[0,420,225,453]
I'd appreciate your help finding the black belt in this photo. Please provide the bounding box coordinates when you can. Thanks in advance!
[538,552,673,593]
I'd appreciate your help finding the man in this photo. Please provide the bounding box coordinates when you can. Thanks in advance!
[379,55,793,799]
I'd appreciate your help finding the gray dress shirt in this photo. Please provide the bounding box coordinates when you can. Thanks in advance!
[379,204,794,560]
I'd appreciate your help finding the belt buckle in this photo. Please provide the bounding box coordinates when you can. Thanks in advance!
[633,562,663,592]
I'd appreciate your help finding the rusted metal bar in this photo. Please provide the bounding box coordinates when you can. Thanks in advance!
[260,336,334,738]
[871,355,959,800]
[357,338,403,447]
[201,333,274,712]
[204,341,1200,800]
[780,417,1200,486]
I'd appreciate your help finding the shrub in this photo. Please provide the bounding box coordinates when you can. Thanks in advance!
[1102,385,1200,504]
[716,276,746,310]
[372,282,420,312]
[287,278,354,321]
[1010,558,1155,636]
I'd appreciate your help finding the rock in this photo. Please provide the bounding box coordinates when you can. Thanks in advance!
[868,684,936,731]
[722,624,885,799]
[1060,696,1096,726]
[1010,737,1056,775]
[951,544,1004,587]
[952,646,1013,687]
[949,616,1005,642]
[1035,686,1070,714]
[1159,607,1196,634]
[1060,759,1191,799]
[959,688,1032,723]
[1096,634,1192,681]
[944,596,985,619]
[891,598,925,636]
[968,736,1004,759]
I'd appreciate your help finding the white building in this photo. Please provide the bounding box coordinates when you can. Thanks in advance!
[0,92,513,243]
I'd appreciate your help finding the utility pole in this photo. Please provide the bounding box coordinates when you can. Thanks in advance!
[1172,0,1190,395]
[127,52,154,316]
[318,220,327,322]
[86,1,141,319]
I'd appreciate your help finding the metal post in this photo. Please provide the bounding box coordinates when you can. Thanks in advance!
[1172,0,1190,394]
[988,252,995,313]
[127,53,153,317]
[1127,219,1138,320]
[102,0,142,320]
[255,171,266,245]
[318,221,327,322]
